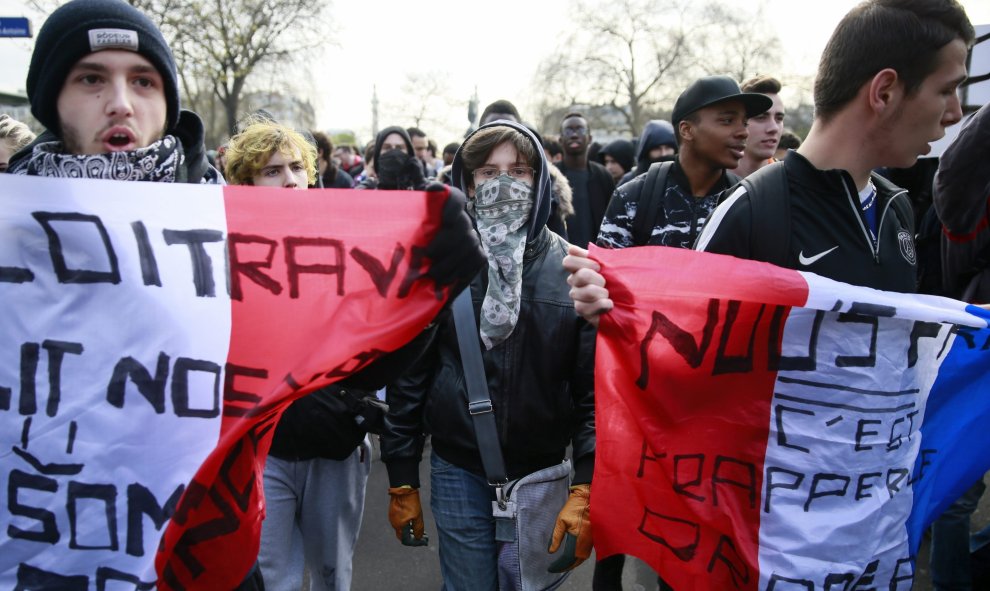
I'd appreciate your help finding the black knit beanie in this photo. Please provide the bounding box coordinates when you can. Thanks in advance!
[26,0,180,135]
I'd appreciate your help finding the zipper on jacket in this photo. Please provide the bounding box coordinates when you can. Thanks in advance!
[841,177,880,263]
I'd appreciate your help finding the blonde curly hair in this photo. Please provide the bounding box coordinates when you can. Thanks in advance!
[224,119,317,186]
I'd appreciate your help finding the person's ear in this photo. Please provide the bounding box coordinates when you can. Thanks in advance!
[868,68,903,116]
[678,120,693,144]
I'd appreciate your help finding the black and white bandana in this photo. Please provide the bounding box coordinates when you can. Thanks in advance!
[471,174,533,349]
[9,135,216,184]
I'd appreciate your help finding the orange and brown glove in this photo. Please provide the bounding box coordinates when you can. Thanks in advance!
[388,486,428,547]
[547,483,592,573]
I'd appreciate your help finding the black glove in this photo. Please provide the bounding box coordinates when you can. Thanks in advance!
[378,149,427,190]
[424,183,485,289]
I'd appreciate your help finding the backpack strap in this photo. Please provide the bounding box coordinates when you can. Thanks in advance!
[451,291,507,488]
[632,161,674,246]
[740,161,791,266]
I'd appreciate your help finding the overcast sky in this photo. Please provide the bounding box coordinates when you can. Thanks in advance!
[0,0,988,145]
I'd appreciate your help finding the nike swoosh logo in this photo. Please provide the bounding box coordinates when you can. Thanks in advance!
[798,246,839,266]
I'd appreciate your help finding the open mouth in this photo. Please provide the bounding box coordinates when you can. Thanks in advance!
[109,133,130,147]
[102,127,136,151]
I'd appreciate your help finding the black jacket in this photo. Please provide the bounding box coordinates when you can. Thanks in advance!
[381,121,596,488]
[555,159,615,247]
[269,320,439,462]
[320,166,355,189]
[597,159,737,249]
[934,103,990,302]
[696,150,917,292]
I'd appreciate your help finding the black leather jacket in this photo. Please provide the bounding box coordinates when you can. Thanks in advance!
[381,228,596,487]
[381,121,596,488]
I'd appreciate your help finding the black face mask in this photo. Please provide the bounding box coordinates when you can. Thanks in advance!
[377,148,421,189]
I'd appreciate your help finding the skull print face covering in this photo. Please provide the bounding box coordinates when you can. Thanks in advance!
[471,173,533,349]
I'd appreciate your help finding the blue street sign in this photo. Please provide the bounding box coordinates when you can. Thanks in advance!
[0,17,31,38]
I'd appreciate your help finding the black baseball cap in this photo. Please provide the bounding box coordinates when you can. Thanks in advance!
[671,75,773,131]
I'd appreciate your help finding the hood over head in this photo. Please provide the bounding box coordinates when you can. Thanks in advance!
[450,120,551,244]
[633,120,678,174]
[372,125,415,163]
[600,138,635,172]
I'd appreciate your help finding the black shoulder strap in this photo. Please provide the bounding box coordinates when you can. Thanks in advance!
[740,161,791,266]
[632,161,673,246]
[451,291,507,486]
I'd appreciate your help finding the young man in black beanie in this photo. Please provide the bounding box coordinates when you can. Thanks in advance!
[8,0,219,183]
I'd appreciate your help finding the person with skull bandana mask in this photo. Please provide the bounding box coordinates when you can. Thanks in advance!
[381,121,597,590]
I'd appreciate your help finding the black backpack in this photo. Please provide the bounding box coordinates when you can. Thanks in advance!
[631,161,741,247]
[631,161,675,246]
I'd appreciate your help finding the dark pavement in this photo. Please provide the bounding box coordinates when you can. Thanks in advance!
[349,438,989,591]
[351,439,597,590]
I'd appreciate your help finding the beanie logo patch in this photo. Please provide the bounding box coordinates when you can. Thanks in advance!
[88,28,139,52]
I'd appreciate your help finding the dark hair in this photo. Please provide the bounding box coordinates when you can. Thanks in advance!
[363,141,375,166]
[778,130,802,151]
[480,99,521,123]
[406,127,427,140]
[311,131,333,159]
[460,126,538,190]
[427,138,437,157]
[560,112,586,129]
[542,137,562,157]
[814,0,974,121]
[741,75,782,95]
[443,142,460,156]
[676,112,701,148]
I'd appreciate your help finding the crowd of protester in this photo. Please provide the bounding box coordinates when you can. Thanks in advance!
[2,0,988,589]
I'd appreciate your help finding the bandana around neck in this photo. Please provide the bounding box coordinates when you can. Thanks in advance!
[471,174,533,349]
[10,135,183,182]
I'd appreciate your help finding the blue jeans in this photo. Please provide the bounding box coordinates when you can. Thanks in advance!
[430,452,498,591]
[930,477,987,591]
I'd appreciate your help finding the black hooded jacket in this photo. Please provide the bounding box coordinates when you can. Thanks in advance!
[381,120,596,487]
[356,126,427,190]
[600,139,635,175]
[619,119,678,185]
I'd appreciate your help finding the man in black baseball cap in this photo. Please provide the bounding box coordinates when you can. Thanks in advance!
[671,75,773,138]
[8,0,219,182]
[591,72,771,589]
[595,75,771,250]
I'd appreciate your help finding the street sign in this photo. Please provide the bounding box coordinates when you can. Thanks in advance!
[0,17,30,38]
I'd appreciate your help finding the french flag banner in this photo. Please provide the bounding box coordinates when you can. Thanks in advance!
[590,244,990,590]
[0,176,449,590]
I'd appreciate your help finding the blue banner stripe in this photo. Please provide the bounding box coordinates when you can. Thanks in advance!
[907,325,990,552]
